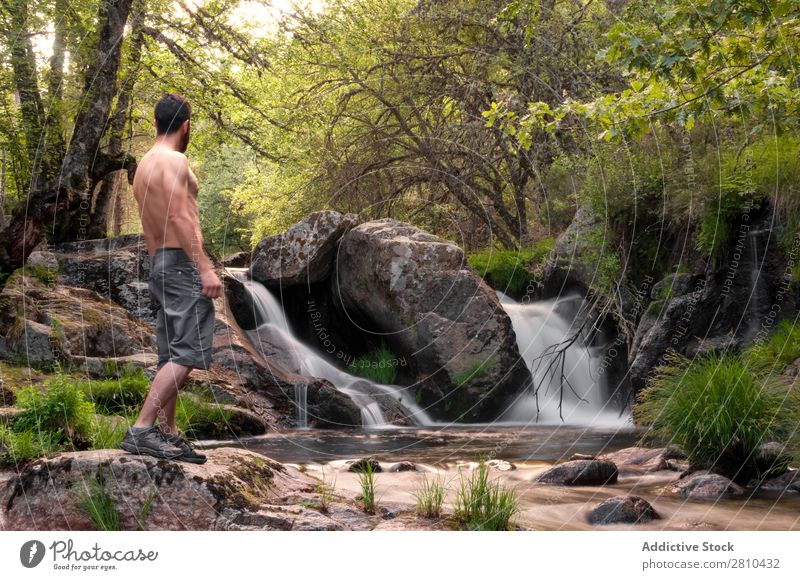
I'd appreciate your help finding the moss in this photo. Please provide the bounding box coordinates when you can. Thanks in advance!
[453,356,494,387]
[206,455,276,511]
[467,238,555,295]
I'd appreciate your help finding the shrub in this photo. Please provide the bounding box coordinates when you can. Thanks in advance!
[453,458,519,531]
[635,352,800,483]
[348,344,399,384]
[13,372,96,448]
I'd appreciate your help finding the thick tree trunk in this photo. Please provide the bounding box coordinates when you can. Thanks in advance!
[58,0,134,203]
[87,0,146,239]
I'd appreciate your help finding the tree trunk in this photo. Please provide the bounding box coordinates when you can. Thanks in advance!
[53,0,134,243]
[87,0,146,239]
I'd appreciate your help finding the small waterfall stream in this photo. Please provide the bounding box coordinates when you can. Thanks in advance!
[496,292,629,427]
[230,270,431,428]
[230,270,627,428]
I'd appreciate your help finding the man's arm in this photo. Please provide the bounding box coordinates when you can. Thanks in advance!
[165,156,221,298]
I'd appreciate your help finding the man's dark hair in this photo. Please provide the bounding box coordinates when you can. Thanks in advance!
[154,93,191,135]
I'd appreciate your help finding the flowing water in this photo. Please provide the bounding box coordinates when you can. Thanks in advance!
[230,270,628,429]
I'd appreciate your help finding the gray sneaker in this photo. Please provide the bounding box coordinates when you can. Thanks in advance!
[161,430,207,465]
[120,426,184,460]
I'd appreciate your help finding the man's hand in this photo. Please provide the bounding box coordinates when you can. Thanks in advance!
[200,268,222,299]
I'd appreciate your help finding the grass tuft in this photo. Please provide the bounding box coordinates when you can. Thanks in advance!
[453,458,519,530]
[412,473,447,518]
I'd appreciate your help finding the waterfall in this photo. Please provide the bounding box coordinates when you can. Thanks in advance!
[229,270,627,428]
[496,292,630,427]
[229,270,433,428]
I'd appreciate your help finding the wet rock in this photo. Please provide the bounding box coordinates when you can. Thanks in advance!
[749,469,800,493]
[666,471,745,500]
[250,211,359,288]
[535,459,619,486]
[305,381,362,428]
[0,448,317,530]
[598,447,674,472]
[223,272,263,331]
[569,453,595,461]
[389,461,418,473]
[348,457,383,473]
[588,496,659,525]
[335,218,531,421]
[222,252,251,268]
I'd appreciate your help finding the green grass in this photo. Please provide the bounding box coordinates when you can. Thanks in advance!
[467,238,555,295]
[454,356,494,387]
[745,320,800,375]
[635,352,800,483]
[175,392,233,438]
[24,264,59,287]
[90,415,131,450]
[314,467,337,513]
[0,425,64,464]
[78,468,157,531]
[13,371,96,448]
[453,458,519,531]
[80,368,150,415]
[412,474,447,519]
[356,460,378,514]
[347,344,399,384]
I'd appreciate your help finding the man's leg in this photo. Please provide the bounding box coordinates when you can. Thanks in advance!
[133,362,192,429]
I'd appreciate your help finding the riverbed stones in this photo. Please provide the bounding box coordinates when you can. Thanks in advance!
[348,457,383,473]
[388,461,418,472]
[666,471,745,500]
[535,459,619,486]
[334,218,532,421]
[250,210,359,288]
[588,496,659,525]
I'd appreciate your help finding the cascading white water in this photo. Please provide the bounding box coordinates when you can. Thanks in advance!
[496,291,630,427]
[229,269,627,428]
[229,271,433,428]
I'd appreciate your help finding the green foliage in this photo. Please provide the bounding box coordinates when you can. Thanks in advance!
[635,352,800,481]
[314,468,337,513]
[412,474,447,519]
[745,321,800,375]
[175,393,233,438]
[453,458,519,531]
[14,372,96,448]
[467,238,555,295]
[356,460,377,514]
[90,416,130,450]
[25,264,59,287]
[0,424,63,464]
[348,344,399,384]
[79,469,122,531]
[77,466,156,532]
[454,356,494,387]
[80,368,150,415]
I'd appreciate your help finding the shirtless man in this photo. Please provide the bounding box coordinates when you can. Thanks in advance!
[120,93,222,464]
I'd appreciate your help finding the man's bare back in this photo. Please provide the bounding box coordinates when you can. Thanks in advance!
[133,145,200,257]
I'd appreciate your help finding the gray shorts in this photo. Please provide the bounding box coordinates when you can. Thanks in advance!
[148,247,216,370]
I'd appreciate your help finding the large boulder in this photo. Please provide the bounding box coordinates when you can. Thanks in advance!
[334,218,532,421]
[52,233,156,324]
[0,448,319,530]
[305,381,363,428]
[250,211,359,288]
[0,272,155,365]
